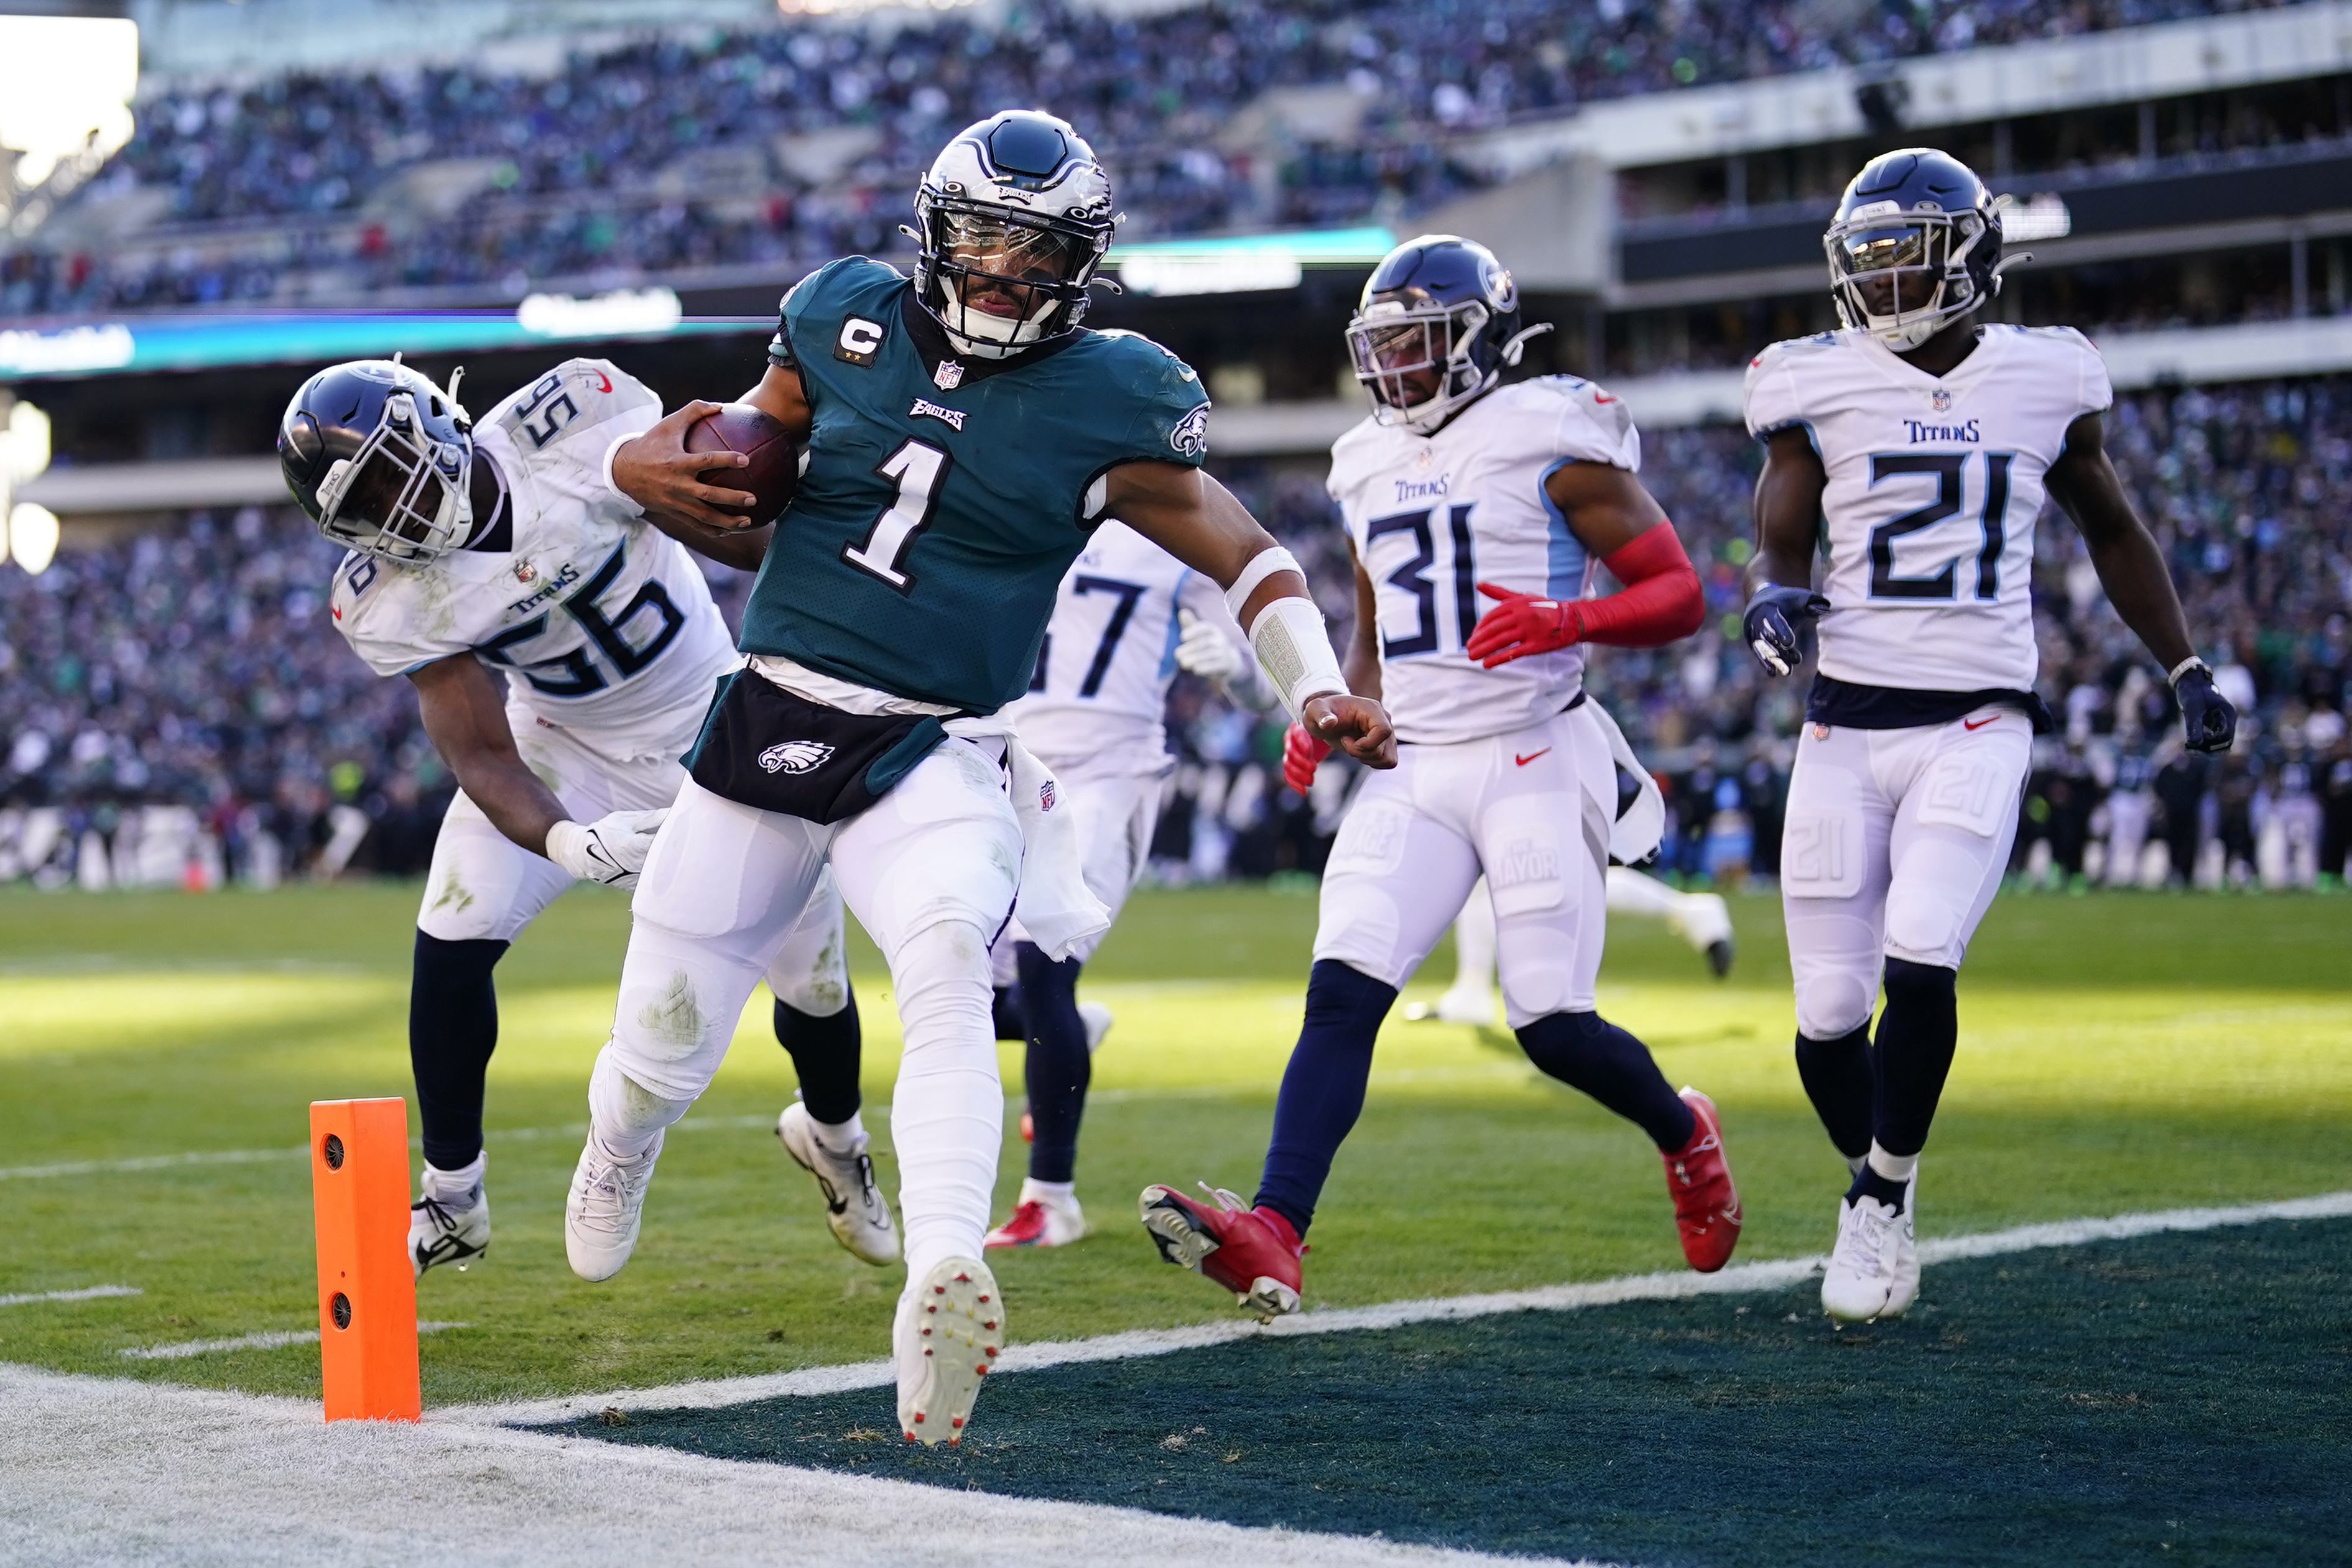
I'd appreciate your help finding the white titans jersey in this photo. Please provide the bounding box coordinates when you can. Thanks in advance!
[330,357,738,759]
[1744,325,2112,694]
[1004,519,1244,768]
[1326,376,1638,745]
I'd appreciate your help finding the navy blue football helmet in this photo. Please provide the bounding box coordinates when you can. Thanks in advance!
[1825,148,2007,351]
[279,357,475,563]
[1346,234,1549,433]
[911,111,1119,360]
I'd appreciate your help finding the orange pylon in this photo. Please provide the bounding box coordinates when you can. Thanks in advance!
[309,1098,420,1422]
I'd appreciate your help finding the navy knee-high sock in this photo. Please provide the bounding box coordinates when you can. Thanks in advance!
[773,988,862,1127]
[410,931,506,1172]
[1516,1010,1697,1151]
[1871,958,1958,1159]
[1795,1024,1874,1161]
[1254,960,1397,1239]
[991,984,1027,1043]
[1016,942,1090,1184]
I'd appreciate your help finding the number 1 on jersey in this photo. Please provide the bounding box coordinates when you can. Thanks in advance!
[843,438,951,593]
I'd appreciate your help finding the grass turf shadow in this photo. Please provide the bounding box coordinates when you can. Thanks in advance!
[554,1218,2352,1567]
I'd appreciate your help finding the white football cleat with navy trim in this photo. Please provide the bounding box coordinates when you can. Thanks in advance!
[896,1257,1003,1446]
[410,1189,490,1279]
[776,1101,899,1266]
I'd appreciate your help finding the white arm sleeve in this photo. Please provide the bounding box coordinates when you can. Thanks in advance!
[1248,594,1348,723]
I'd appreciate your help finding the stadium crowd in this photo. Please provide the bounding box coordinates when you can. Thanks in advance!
[2,371,2346,893]
[0,0,2313,318]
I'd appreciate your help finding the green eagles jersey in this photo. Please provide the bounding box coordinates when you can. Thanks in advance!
[741,256,1211,713]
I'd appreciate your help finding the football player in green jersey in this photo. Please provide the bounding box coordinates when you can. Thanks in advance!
[579,111,1395,1446]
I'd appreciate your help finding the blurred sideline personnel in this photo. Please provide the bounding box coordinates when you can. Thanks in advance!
[591,111,1395,1444]
[278,356,891,1280]
[1411,865,1737,1029]
[1741,149,2238,1322]
[983,523,1278,1250]
[1140,236,1741,1322]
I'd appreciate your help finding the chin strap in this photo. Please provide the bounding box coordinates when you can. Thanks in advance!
[1499,322,1555,365]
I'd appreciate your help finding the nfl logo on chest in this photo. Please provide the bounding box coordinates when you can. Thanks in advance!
[1040,780,1055,811]
[1931,389,1952,412]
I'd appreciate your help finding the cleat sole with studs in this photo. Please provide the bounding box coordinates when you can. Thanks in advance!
[899,1256,1000,1448]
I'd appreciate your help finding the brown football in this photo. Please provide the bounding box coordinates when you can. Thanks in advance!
[683,403,798,525]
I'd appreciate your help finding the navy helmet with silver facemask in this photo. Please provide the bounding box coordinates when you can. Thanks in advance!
[1346,234,1551,434]
[1826,148,2017,352]
[909,111,1119,361]
[278,357,476,563]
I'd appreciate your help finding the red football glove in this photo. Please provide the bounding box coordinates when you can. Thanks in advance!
[1465,583,1579,668]
[1283,721,1331,793]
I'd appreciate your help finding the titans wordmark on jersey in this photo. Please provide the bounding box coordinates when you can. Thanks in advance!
[1744,324,2113,694]
[1326,376,1641,747]
[1002,519,1248,767]
[328,357,738,757]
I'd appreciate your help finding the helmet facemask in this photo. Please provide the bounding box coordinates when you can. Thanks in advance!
[1826,203,1997,351]
[313,387,473,563]
[914,194,1106,360]
[1347,292,1500,434]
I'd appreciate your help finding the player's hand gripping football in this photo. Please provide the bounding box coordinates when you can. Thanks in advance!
[613,401,761,533]
[1741,584,1832,677]
[545,808,669,889]
[1300,694,1395,775]
[2174,665,2239,754]
[1464,582,1581,668]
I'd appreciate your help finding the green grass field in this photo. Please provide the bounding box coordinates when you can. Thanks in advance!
[4,880,2350,1426]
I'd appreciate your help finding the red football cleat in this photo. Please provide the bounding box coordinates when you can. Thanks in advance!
[1663,1087,1741,1272]
[1137,1183,1304,1322]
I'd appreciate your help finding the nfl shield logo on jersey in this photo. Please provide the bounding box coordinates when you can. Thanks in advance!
[1931,389,1953,412]
[759,740,835,775]
[933,361,965,390]
[1039,780,1056,811]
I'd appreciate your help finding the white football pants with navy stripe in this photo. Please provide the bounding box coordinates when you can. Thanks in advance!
[414,698,847,1016]
[601,734,1022,1282]
[1314,701,1614,1028]
[1780,708,2030,1040]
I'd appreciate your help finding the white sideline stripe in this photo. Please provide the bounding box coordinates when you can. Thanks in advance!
[0,1284,141,1307]
[447,1188,2352,1429]
[0,1114,789,1182]
[121,1321,471,1361]
[1,1362,1580,1568]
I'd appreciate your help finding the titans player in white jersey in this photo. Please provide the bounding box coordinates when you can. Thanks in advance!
[1139,237,1743,1321]
[280,356,894,1281]
[981,520,1274,1248]
[1740,150,2237,1322]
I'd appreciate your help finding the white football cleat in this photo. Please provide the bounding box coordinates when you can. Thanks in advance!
[410,1189,490,1279]
[984,1180,1086,1248]
[1407,984,1496,1026]
[776,1101,899,1266]
[1821,1191,1905,1322]
[1078,998,1114,1054]
[897,1257,1003,1446]
[1882,1175,1920,1317]
[565,1129,663,1283]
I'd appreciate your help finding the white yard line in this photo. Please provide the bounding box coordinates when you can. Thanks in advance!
[447,1188,2352,1429]
[0,1114,787,1183]
[0,1361,1595,1568]
[120,1321,472,1361]
[0,1284,141,1307]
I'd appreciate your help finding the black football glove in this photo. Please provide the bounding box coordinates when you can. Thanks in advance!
[1742,584,1831,677]
[2174,664,2238,754]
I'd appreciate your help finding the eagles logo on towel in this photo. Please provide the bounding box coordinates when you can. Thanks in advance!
[760,740,836,775]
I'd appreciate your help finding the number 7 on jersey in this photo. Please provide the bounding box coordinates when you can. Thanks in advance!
[843,438,951,593]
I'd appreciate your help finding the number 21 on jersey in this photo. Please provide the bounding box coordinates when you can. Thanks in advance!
[1865,450,2016,602]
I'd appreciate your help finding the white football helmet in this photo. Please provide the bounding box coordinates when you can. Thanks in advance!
[910,111,1118,361]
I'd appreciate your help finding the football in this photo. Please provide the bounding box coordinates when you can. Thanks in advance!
[683,402,798,525]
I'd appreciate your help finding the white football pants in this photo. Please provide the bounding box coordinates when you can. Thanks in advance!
[1440,865,1725,1000]
[415,699,847,1015]
[1315,703,1614,1028]
[600,736,1024,1281]
[993,758,1162,970]
[1780,709,2030,1040]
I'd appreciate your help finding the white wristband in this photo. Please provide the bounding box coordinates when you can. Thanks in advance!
[602,432,646,519]
[1249,594,1349,722]
[2167,655,2210,686]
[543,818,593,879]
[1225,546,1304,627]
